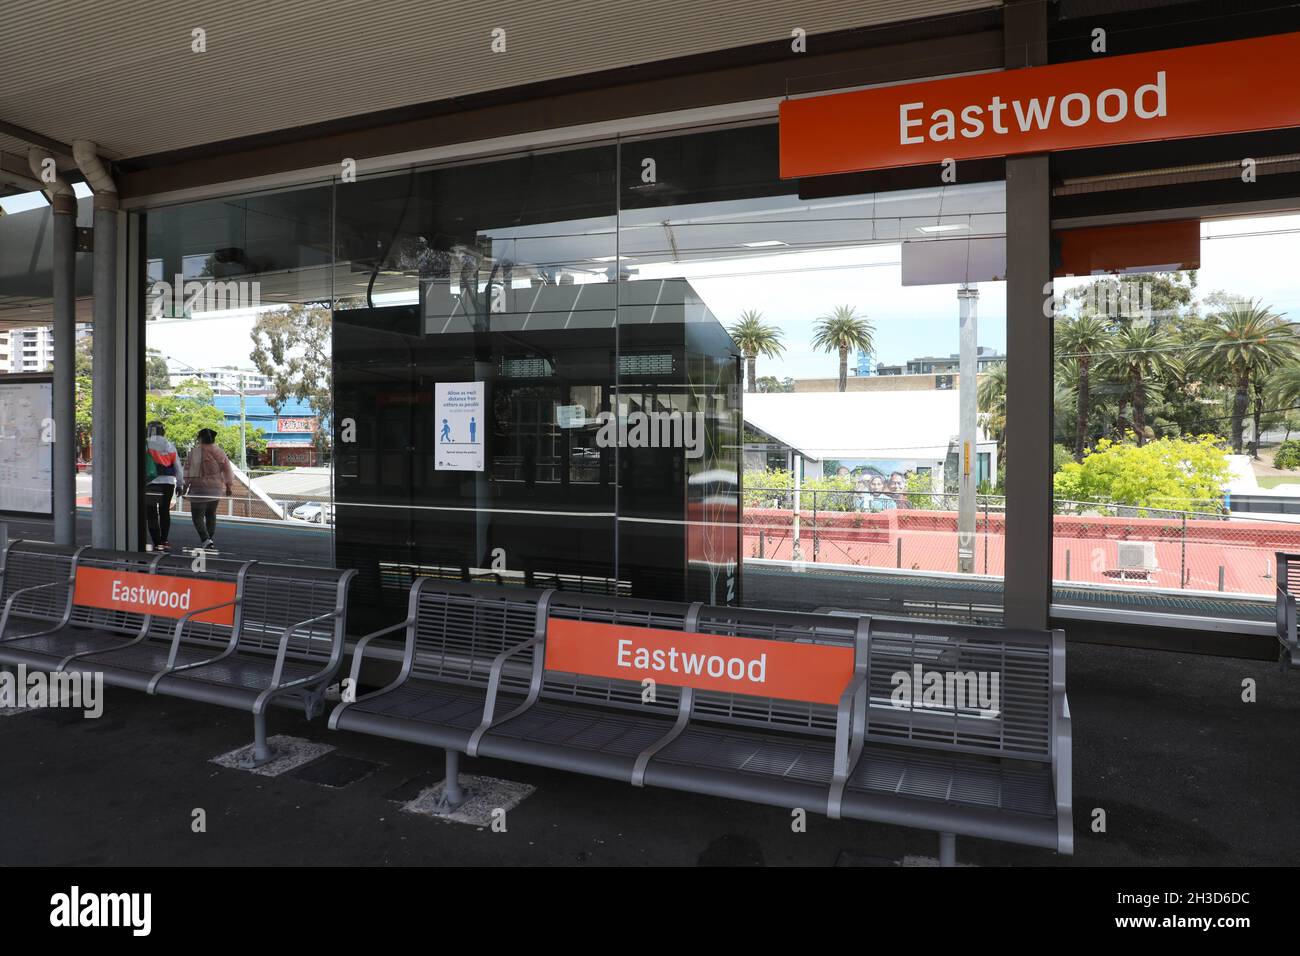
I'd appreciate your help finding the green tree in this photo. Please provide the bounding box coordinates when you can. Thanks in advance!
[755,375,795,393]
[1100,323,1183,446]
[145,348,171,390]
[1194,300,1297,454]
[1055,314,1112,460]
[75,374,92,459]
[144,379,264,463]
[1053,434,1231,515]
[249,303,333,460]
[811,305,874,392]
[728,310,786,394]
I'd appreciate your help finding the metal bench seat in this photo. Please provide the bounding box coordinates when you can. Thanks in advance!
[472,696,678,782]
[0,545,159,671]
[335,681,496,749]
[61,554,252,691]
[330,578,554,762]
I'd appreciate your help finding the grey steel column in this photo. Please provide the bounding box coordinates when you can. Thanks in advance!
[91,199,117,548]
[1003,0,1052,628]
[51,194,78,545]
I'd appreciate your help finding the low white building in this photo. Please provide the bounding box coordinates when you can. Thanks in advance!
[743,390,998,489]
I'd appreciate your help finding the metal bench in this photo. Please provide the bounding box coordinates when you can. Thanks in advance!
[1276,551,1300,669]
[328,577,554,807]
[0,543,356,768]
[331,581,1072,862]
[70,559,355,766]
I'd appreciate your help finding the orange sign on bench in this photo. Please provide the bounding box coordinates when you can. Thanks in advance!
[544,618,854,705]
[73,568,237,625]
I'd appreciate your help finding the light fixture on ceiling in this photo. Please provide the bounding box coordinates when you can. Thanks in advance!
[589,255,634,262]
[916,224,970,234]
[741,240,787,248]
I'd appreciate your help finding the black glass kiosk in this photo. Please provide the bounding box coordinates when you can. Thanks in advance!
[333,277,742,631]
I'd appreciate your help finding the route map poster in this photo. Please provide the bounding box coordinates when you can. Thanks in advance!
[0,377,53,515]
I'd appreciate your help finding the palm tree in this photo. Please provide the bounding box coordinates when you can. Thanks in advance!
[1195,300,1298,453]
[977,361,1007,444]
[1055,313,1113,460]
[811,305,874,392]
[727,310,786,393]
[1100,323,1183,446]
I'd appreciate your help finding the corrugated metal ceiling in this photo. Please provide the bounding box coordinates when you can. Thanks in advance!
[0,0,998,161]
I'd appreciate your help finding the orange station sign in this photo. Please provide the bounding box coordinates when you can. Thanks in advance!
[73,568,237,625]
[780,32,1300,178]
[544,618,854,705]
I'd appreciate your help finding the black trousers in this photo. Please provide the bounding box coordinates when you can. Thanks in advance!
[191,499,220,543]
[144,483,174,546]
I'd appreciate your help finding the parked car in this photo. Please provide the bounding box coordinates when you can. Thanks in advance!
[291,501,333,524]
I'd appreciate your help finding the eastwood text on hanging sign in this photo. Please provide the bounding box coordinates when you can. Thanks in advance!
[779,31,1300,178]
[544,618,854,704]
[73,568,237,625]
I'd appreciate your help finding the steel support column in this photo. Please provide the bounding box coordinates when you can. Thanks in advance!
[1003,0,1053,628]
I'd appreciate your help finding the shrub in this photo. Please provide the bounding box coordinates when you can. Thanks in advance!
[1275,439,1300,471]
[1053,434,1230,515]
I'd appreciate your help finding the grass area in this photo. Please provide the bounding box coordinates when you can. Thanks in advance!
[1256,475,1300,489]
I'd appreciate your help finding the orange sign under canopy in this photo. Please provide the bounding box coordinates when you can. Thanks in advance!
[544,618,854,705]
[73,568,237,625]
[780,32,1300,178]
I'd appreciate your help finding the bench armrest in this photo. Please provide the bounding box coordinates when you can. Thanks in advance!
[1277,586,1297,667]
[269,609,343,687]
[164,598,242,669]
[466,634,546,756]
[344,619,416,704]
[0,579,74,639]
[1054,689,1073,855]
[827,671,869,819]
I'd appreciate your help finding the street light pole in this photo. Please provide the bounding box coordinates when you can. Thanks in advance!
[238,372,247,472]
[957,283,979,574]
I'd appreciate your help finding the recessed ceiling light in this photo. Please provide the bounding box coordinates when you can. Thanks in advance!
[589,255,634,262]
[916,224,970,233]
[741,240,787,248]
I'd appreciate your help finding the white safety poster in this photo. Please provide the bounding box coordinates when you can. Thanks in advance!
[0,379,53,514]
[435,382,485,472]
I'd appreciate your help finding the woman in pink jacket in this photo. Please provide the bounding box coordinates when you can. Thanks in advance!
[183,428,235,550]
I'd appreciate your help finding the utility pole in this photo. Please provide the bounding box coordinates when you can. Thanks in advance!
[238,371,247,471]
[957,283,979,574]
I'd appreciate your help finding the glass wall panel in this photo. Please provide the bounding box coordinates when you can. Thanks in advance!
[1051,210,1300,627]
[143,182,334,562]
[331,146,618,629]
[616,125,1008,618]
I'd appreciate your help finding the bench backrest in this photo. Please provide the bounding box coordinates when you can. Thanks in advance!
[233,562,354,665]
[0,542,80,623]
[1278,552,1300,598]
[865,616,1057,762]
[406,579,551,694]
[686,604,863,736]
[542,592,701,718]
[67,549,163,634]
[144,555,251,648]
[542,595,1058,764]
